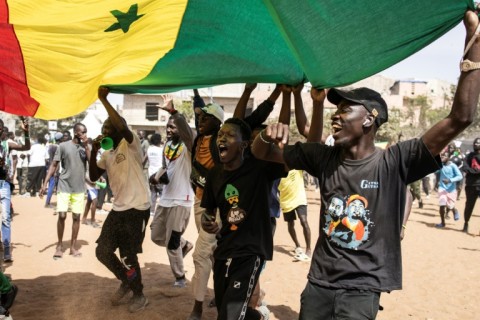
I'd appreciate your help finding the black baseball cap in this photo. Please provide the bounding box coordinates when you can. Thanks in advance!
[327,87,388,127]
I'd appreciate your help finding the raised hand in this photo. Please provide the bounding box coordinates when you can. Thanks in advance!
[263,123,290,149]
[310,87,328,102]
[19,116,29,133]
[159,94,176,114]
[98,87,110,101]
[292,83,304,95]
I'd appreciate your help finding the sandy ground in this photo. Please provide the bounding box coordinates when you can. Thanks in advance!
[3,188,480,320]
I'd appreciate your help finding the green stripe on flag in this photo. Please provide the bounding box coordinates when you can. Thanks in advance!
[107,0,304,93]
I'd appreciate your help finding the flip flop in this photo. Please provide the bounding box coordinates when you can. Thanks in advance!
[69,250,82,258]
[53,249,63,260]
[293,247,304,256]
[294,253,311,262]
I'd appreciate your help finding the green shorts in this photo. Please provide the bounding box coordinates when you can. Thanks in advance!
[57,192,85,214]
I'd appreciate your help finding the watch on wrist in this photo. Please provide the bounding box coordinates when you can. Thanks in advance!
[460,59,480,72]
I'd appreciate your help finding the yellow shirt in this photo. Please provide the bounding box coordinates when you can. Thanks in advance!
[278,170,307,213]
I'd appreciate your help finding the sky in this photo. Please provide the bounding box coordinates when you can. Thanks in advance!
[108,21,466,105]
[379,22,465,84]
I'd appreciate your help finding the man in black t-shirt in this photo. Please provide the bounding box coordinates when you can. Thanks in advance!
[252,11,480,320]
[201,118,286,320]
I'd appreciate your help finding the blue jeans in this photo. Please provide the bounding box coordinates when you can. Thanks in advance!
[299,281,380,320]
[45,176,56,205]
[0,180,12,260]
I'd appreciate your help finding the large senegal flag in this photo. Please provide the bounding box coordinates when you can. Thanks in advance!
[0,0,474,119]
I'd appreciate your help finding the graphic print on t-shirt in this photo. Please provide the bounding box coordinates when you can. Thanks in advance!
[324,194,374,249]
[224,184,246,231]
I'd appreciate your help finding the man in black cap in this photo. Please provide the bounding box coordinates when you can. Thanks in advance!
[252,11,480,319]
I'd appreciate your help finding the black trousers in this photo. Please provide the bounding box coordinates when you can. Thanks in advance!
[213,255,264,320]
[299,281,380,320]
[464,185,480,223]
[96,208,150,295]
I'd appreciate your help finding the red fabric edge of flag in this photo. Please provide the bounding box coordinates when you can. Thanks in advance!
[0,0,39,117]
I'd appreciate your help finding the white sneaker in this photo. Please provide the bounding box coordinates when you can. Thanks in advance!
[257,304,270,320]
[294,247,304,256]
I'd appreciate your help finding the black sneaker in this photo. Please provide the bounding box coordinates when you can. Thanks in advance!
[1,284,18,309]
[128,294,148,313]
[111,282,131,306]
[462,223,469,233]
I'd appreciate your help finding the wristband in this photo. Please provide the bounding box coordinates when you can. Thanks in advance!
[259,130,273,144]
[170,110,178,116]
[402,224,407,229]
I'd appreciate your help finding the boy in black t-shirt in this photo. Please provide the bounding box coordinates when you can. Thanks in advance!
[252,12,480,319]
[201,118,286,320]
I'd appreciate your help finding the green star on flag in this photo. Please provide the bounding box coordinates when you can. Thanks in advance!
[105,3,144,33]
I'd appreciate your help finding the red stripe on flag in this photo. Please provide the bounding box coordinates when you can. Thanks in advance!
[0,0,39,116]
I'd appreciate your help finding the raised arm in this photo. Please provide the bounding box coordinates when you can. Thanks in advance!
[292,83,309,138]
[307,88,328,143]
[8,117,31,151]
[193,89,205,131]
[234,83,257,119]
[251,122,289,165]
[244,85,282,129]
[278,85,292,125]
[161,96,194,151]
[98,87,133,144]
[422,11,480,156]
[88,139,105,182]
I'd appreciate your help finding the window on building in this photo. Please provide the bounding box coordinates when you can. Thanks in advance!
[146,102,159,121]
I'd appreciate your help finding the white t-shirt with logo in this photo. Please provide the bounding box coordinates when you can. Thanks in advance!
[97,134,150,211]
[159,140,194,208]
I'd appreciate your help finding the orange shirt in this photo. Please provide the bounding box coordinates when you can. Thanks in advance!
[195,135,215,199]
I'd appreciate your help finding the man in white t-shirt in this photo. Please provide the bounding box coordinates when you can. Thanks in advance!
[146,133,163,215]
[15,150,28,195]
[150,97,194,288]
[89,88,151,314]
[26,135,48,197]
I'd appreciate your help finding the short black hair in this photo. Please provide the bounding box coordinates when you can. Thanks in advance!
[224,118,252,141]
[73,123,86,132]
[150,133,162,145]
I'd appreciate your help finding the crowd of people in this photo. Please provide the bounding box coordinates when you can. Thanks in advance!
[0,9,479,320]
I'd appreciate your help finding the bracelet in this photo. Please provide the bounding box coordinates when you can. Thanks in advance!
[402,224,407,229]
[259,130,273,144]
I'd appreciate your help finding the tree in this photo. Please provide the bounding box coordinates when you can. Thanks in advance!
[175,100,194,123]
[16,111,87,141]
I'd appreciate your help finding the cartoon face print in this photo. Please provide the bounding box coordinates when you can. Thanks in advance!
[346,199,366,220]
[327,195,345,220]
[225,184,240,205]
[224,184,246,230]
[324,194,374,250]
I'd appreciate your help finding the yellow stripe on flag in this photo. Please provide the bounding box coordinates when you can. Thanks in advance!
[9,0,188,119]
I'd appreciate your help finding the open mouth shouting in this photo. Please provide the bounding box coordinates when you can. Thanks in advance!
[331,122,342,136]
[218,143,229,161]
